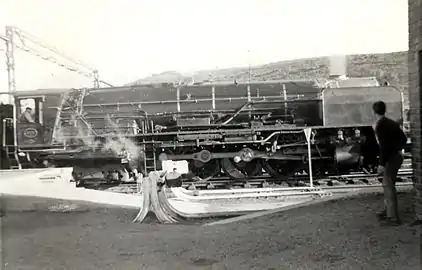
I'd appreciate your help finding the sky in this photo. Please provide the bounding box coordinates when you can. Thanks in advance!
[0,0,409,94]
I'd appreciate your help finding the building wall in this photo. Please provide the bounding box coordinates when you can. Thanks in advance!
[408,0,422,219]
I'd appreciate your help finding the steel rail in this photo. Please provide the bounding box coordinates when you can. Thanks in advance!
[177,182,413,198]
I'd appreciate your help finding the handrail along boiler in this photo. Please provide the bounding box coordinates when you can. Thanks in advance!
[0,80,405,185]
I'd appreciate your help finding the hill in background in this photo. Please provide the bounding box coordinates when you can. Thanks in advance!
[130,51,408,103]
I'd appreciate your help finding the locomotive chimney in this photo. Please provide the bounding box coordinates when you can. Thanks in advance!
[328,55,348,79]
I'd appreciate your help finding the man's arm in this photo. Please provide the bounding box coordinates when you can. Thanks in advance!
[398,125,408,149]
[23,112,35,123]
[374,122,388,167]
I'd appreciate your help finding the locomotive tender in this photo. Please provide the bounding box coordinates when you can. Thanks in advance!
[0,79,405,186]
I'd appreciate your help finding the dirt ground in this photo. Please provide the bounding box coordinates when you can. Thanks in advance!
[0,192,420,270]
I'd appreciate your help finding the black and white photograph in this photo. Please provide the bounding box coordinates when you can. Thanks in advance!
[0,0,420,269]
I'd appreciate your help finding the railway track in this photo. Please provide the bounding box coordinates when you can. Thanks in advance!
[180,167,413,188]
[170,182,413,202]
[94,167,413,195]
[170,168,414,201]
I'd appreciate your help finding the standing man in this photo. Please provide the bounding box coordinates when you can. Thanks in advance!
[372,101,407,225]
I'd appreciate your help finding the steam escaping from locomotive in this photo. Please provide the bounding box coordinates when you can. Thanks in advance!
[102,115,143,162]
[53,114,143,162]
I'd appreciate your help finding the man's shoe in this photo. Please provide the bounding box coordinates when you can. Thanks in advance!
[376,211,387,220]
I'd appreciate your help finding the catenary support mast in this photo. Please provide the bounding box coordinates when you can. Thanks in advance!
[0,25,113,102]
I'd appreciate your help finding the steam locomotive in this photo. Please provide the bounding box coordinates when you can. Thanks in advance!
[0,79,406,186]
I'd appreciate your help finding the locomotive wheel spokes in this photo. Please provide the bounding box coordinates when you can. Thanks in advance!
[262,160,299,185]
[188,159,221,182]
[175,148,220,182]
[221,158,262,180]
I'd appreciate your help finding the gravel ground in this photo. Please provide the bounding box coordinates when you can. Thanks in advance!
[0,192,420,270]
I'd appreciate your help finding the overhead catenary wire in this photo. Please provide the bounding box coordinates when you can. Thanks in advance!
[1,26,114,90]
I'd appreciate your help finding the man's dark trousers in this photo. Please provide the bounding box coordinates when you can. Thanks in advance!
[382,152,403,220]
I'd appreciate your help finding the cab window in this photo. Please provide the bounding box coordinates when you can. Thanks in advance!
[18,98,42,124]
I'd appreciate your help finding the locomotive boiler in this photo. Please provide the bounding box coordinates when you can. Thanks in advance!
[0,79,405,186]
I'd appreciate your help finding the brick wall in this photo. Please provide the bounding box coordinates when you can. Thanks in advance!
[408,0,422,219]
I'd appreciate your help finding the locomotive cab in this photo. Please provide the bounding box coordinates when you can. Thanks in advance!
[15,96,46,147]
